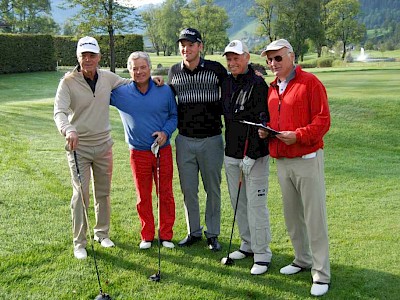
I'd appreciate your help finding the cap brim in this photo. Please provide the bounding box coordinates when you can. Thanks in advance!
[261,45,291,56]
[222,50,244,56]
[77,47,100,54]
[177,37,198,43]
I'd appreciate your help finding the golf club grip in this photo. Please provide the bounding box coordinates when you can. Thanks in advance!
[243,124,250,158]
[73,150,80,174]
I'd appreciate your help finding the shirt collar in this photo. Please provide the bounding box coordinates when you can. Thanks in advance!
[278,65,296,84]
[180,57,205,71]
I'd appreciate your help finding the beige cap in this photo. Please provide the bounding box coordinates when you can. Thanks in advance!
[260,39,293,57]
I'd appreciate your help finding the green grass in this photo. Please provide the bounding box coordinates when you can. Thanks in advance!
[0,64,399,299]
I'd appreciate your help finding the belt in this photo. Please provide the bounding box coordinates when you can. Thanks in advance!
[302,152,317,159]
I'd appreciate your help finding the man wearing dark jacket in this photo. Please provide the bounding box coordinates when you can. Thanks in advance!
[221,40,272,275]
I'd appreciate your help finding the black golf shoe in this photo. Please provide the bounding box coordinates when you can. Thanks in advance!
[207,237,222,251]
[178,234,202,247]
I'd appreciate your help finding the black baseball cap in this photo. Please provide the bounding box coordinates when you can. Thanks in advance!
[177,28,202,43]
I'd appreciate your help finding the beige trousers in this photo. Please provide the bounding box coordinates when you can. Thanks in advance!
[66,140,113,250]
[277,149,330,283]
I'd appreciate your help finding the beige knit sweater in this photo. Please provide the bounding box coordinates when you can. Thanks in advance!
[54,67,129,147]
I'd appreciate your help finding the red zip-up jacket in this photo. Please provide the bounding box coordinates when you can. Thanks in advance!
[268,66,330,158]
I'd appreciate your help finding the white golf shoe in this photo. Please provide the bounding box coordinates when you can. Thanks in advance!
[280,263,305,275]
[310,283,329,296]
[229,250,253,260]
[139,241,152,249]
[94,237,115,248]
[74,248,87,260]
[250,262,270,275]
[162,241,175,248]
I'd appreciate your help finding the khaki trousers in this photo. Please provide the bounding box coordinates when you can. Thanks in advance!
[67,140,113,250]
[277,149,330,283]
[224,155,272,263]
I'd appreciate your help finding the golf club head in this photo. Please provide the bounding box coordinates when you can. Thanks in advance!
[221,256,235,266]
[149,272,161,282]
[94,293,112,300]
[151,137,159,157]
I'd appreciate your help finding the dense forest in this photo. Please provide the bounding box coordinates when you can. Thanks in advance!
[214,0,400,32]
[213,0,399,49]
[360,0,400,29]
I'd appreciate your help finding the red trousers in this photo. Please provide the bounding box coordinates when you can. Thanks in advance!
[130,145,175,241]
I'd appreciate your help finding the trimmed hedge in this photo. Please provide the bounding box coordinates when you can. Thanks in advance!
[54,34,143,68]
[0,34,143,74]
[0,34,56,74]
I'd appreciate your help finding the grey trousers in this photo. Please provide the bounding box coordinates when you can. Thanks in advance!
[224,155,272,263]
[67,140,113,250]
[175,134,224,238]
[277,149,330,283]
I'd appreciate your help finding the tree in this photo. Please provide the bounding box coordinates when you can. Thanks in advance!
[313,0,331,57]
[62,0,139,72]
[141,6,163,55]
[158,0,186,56]
[0,0,59,34]
[324,0,366,59]
[248,0,278,43]
[181,0,230,55]
[275,0,323,62]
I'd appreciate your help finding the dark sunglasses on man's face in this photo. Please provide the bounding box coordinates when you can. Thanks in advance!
[267,52,291,64]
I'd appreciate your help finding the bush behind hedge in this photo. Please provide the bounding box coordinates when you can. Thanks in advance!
[0,34,56,74]
[0,34,143,74]
[54,34,143,68]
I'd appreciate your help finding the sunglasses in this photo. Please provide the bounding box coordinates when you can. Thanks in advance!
[267,52,291,64]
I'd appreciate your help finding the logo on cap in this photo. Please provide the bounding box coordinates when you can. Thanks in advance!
[181,29,197,36]
[228,41,237,47]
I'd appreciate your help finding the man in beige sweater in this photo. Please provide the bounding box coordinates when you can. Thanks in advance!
[54,36,129,259]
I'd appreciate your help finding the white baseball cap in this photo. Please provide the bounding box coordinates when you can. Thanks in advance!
[223,40,249,56]
[260,39,293,57]
[76,36,100,55]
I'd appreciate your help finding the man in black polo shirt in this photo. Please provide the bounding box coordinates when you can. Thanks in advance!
[168,28,227,251]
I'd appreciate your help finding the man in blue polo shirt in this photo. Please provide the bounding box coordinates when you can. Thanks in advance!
[111,51,177,250]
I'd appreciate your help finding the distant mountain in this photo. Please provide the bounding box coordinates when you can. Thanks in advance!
[214,0,255,35]
[51,0,79,26]
[50,0,151,34]
[50,0,399,39]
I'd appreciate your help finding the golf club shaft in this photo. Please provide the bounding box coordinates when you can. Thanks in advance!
[156,152,161,275]
[225,124,250,260]
[73,150,104,294]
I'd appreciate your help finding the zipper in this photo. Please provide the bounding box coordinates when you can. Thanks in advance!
[276,85,281,156]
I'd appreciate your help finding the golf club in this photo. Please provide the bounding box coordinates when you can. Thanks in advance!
[149,138,161,282]
[221,125,250,266]
[73,150,112,300]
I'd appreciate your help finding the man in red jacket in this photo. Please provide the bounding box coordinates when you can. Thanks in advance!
[259,39,331,297]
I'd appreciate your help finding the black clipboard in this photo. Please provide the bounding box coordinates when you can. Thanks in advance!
[239,120,281,136]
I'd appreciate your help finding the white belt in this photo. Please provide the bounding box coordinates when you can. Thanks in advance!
[302,152,317,159]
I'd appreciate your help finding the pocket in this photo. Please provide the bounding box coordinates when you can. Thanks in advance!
[256,226,267,245]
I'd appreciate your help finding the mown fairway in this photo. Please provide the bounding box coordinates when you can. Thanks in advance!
[0,64,399,299]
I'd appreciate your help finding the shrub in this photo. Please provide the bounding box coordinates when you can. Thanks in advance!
[151,67,169,76]
[53,34,144,68]
[250,63,268,75]
[299,60,317,68]
[317,57,334,67]
[0,34,56,74]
